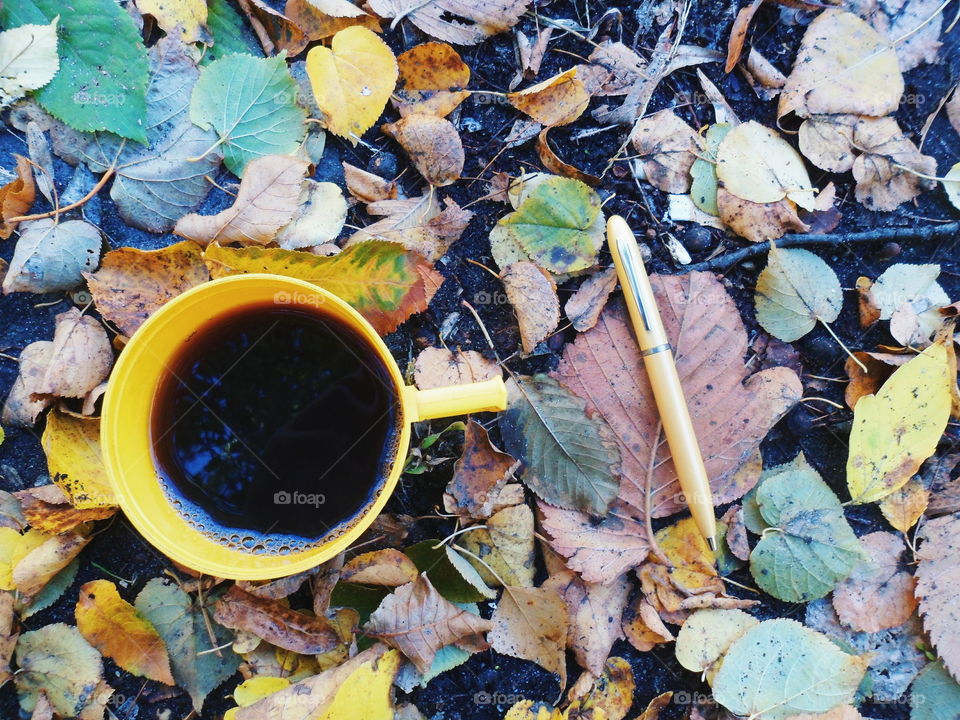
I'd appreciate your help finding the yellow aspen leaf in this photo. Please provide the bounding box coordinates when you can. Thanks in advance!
[879,478,929,533]
[76,580,175,685]
[136,0,210,43]
[41,410,117,510]
[847,338,952,504]
[306,26,398,142]
[507,68,591,127]
[225,674,292,718]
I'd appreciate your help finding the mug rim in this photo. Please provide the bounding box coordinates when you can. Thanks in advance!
[101,273,413,579]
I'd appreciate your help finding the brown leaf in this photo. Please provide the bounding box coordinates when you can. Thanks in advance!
[174,155,308,246]
[238,0,305,55]
[237,570,314,600]
[717,187,810,243]
[536,128,601,187]
[725,0,763,72]
[622,596,673,652]
[13,529,91,597]
[721,504,750,561]
[630,110,704,193]
[15,486,115,534]
[636,692,673,720]
[366,0,531,46]
[340,549,419,586]
[394,41,471,118]
[851,117,937,211]
[0,592,16,685]
[832,531,917,633]
[342,162,397,203]
[284,0,380,42]
[844,351,909,409]
[880,479,930,533]
[565,267,617,332]
[587,41,647,97]
[924,453,960,517]
[214,584,339,655]
[442,420,520,523]
[915,513,960,681]
[364,574,492,673]
[539,501,649,585]
[554,276,802,520]
[382,114,464,186]
[798,115,859,173]
[35,309,112,400]
[459,503,536,587]
[512,29,553,89]
[507,68,592,127]
[415,347,500,391]
[1,341,53,427]
[948,84,960,137]
[0,155,35,239]
[501,261,560,354]
[489,585,568,684]
[84,241,210,337]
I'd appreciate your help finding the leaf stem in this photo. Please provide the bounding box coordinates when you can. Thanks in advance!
[819,319,867,372]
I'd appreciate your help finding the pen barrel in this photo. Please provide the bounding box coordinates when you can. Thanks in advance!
[642,350,717,539]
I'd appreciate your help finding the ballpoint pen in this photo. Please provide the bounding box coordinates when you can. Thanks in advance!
[606,215,718,552]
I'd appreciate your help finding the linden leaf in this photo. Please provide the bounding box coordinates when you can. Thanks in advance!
[1,0,149,142]
[847,339,952,504]
[190,54,306,175]
[500,375,620,515]
[202,240,442,334]
[2,218,102,294]
[675,608,758,677]
[75,580,174,684]
[204,0,263,65]
[35,308,112,399]
[630,109,704,194]
[366,0,531,46]
[42,410,116,509]
[136,0,211,44]
[755,245,843,342]
[915,514,960,682]
[14,623,103,717]
[306,26,398,143]
[488,585,568,684]
[712,619,868,720]
[0,19,59,109]
[910,662,960,720]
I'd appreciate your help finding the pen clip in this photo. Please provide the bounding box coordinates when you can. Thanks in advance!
[617,237,654,333]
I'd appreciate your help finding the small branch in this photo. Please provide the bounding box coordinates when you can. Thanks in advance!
[9,167,115,223]
[687,222,960,273]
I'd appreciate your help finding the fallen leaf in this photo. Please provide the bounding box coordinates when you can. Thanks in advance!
[191,54,305,175]
[915,513,960,681]
[630,109,704,193]
[832,531,917,633]
[14,623,103,718]
[442,420,519,522]
[214,585,339,655]
[712,619,869,720]
[587,40,646,96]
[923,453,960,517]
[501,262,560,354]
[348,194,472,262]
[366,0,531,46]
[778,10,903,119]
[489,584,568,684]
[84,241,209,336]
[284,0,380,42]
[0,19,59,109]
[236,0,305,55]
[306,26,398,142]
[725,0,763,72]
[0,155,36,239]
[798,115,859,173]
[846,0,943,71]
[42,410,116,509]
[948,84,960,136]
[0,591,16,684]
[536,127,601,187]
[137,0,210,43]
[847,338,952,504]
[565,267,617,332]
[507,68,591,127]
[0,528,46,590]
[415,348,500,392]
[879,478,930,533]
[690,123,731,216]
[851,117,937,211]
[275,181,348,250]
[136,578,240,712]
[382,114,464,186]
[342,162,397,203]
[75,579,174,684]
[675,608,758,678]
[722,504,751,561]
[717,186,810,243]
[621,596,673,652]
[910,661,960,720]
[341,549,419,586]
[755,245,843,342]
[540,501,649,585]
[784,706,863,720]
[13,529,91,597]
[458,503,535,587]
[203,241,442,334]
[500,375,620,515]
[654,516,723,593]
[394,41,470,117]
[175,155,308,245]
[364,574,492,673]
[511,27,552,88]
[1,342,53,427]
[565,657,634,720]
[2,218,102,294]
[402,540,492,603]
[554,277,802,520]
[35,309,112,399]
[15,485,115,534]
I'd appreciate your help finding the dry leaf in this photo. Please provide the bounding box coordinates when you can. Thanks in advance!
[15,485,115,534]
[0,155,35,239]
[84,241,209,336]
[630,110,704,193]
[879,479,929,533]
[364,574,492,673]
[415,348,500,391]
[13,529,90,598]
[75,579,174,684]
[382,114,464,186]
[489,585,568,684]
[237,0,305,55]
[1,341,53,427]
[924,453,960,517]
[779,10,903,119]
[367,0,531,46]
[442,420,520,523]
[394,42,470,118]
[844,352,908,409]
[459,503,535,587]
[513,28,553,89]
[554,276,802,520]
[654,516,723,594]
[284,0,380,42]
[340,549,419,586]
[722,504,751,562]
[536,128,601,187]
[587,41,647,96]
[42,410,116,509]
[565,657,634,720]
[717,186,810,243]
[851,117,936,211]
[507,68,591,127]
[3,218,102,294]
[832,532,917,633]
[342,162,396,203]
[348,194,472,262]
[726,0,763,72]
[0,591,16,685]
[915,513,960,681]
[501,262,560,354]
[275,181,348,250]
[565,267,618,332]
[35,309,112,400]
[622,596,674,652]
[175,155,307,245]
[798,115,859,173]
[845,0,943,71]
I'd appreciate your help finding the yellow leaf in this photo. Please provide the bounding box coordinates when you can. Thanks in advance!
[233,676,291,706]
[306,26,398,142]
[507,68,591,127]
[847,338,952,504]
[879,478,930,533]
[0,527,46,590]
[13,528,90,597]
[316,648,400,720]
[653,516,722,593]
[41,409,117,509]
[136,0,210,43]
[75,580,174,684]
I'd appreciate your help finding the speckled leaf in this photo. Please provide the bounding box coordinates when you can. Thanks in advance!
[910,662,960,720]
[915,514,960,682]
[14,623,103,717]
[2,219,101,294]
[755,245,842,342]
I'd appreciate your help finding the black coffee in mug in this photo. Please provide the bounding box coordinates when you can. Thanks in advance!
[150,302,398,540]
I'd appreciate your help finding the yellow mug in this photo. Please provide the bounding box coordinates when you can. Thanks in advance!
[101,274,507,580]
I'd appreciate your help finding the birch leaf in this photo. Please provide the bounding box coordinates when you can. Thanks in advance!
[2,219,101,294]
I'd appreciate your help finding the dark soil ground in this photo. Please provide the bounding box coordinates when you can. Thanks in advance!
[1,0,958,718]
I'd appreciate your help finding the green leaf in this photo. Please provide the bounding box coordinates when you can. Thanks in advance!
[203,0,263,65]
[403,540,487,603]
[329,582,391,626]
[500,375,620,516]
[20,557,78,619]
[203,241,441,335]
[749,461,862,602]
[755,245,842,342]
[135,577,240,713]
[712,619,868,720]
[910,662,960,720]
[14,623,103,717]
[190,53,305,175]
[83,37,220,233]
[1,0,148,142]
[690,123,731,216]
[493,176,603,275]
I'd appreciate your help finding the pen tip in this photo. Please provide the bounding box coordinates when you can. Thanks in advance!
[706,535,718,553]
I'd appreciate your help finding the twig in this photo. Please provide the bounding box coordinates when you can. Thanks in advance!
[687,222,960,273]
[8,166,116,223]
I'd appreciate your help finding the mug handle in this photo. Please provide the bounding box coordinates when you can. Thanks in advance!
[404,377,508,422]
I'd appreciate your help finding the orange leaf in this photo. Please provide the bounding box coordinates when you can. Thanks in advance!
[395,41,470,118]
[0,155,35,239]
[507,68,591,127]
